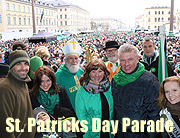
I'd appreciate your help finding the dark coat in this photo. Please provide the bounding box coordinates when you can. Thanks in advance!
[29,86,75,117]
[140,55,174,79]
[112,70,161,138]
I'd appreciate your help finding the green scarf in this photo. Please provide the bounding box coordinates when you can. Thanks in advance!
[37,88,59,115]
[113,62,145,86]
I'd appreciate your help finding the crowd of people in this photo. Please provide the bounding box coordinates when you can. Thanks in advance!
[0,30,180,138]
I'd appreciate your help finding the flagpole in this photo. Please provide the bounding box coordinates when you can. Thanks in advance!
[158,24,167,83]
[31,0,36,35]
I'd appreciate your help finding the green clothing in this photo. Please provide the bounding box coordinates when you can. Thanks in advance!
[37,88,59,115]
[55,64,83,109]
[113,62,145,86]
[0,72,36,138]
[75,86,114,138]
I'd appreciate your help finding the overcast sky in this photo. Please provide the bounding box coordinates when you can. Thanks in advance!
[63,0,180,27]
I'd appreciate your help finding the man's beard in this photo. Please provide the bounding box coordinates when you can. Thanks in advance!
[108,54,117,62]
[65,62,80,74]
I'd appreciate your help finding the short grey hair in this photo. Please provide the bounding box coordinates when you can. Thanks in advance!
[118,44,139,59]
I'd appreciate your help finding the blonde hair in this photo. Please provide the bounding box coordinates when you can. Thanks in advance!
[118,44,139,59]
[35,46,50,60]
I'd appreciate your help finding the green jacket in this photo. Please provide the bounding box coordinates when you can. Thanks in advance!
[55,64,83,110]
[75,86,114,138]
[0,72,36,138]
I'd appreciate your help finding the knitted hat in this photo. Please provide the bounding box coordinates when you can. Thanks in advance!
[29,56,43,79]
[9,50,30,69]
[33,107,49,123]
[0,63,9,78]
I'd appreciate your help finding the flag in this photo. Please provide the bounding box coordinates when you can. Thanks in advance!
[158,35,168,83]
[40,10,44,23]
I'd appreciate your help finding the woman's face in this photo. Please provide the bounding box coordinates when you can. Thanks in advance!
[89,68,104,83]
[39,74,52,92]
[164,81,180,104]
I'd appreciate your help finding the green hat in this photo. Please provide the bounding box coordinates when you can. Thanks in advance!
[29,56,43,79]
[9,50,29,69]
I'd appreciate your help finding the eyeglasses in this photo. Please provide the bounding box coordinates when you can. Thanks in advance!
[106,49,117,53]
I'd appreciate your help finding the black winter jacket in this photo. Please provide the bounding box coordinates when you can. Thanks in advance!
[140,55,174,79]
[112,70,161,138]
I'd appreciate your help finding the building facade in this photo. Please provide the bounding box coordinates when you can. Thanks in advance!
[90,17,124,31]
[0,0,58,33]
[48,0,90,32]
[0,0,91,34]
[142,6,176,32]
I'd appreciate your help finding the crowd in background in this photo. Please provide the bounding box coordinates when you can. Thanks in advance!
[1,30,180,138]
[0,31,180,75]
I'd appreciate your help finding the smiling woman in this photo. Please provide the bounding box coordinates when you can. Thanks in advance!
[29,65,75,118]
[157,76,180,138]
[75,57,114,138]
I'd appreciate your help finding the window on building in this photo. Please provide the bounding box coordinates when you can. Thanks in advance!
[168,17,170,21]
[36,19,38,25]
[158,11,160,14]
[23,6,25,12]
[46,19,48,25]
[24,18,26,25]
[49,20,51,25]
[46,10,47,15]
[158,18,160,22]
[51,11,53,16]
[0,15,2,24]
[6,3,9,10]
[36,8,38,14]
[61,21,63,26]
[65,21,67,25]
[168,11,170,14]
[18,5,21,12]
[39,9,41,15]
[60,15,62,19]
[148,26,150,29]
[148,18,150,22]
[12,4,15,11]
[65,8,67,11]
[27,7,30,13]
[162,11,164,14]
[155,11,157,14]
[60,9,62,11]
[162,17,164,22]
[154,26,157,28]
[7,17,10,25]
[13,17,16,25]
[28,18,30,25]
[148,11,150,15]
[65,15,67,18]
[43,19,45,25]
[49,11,50,16]
[19,18,21,25]
[155,18,157,22]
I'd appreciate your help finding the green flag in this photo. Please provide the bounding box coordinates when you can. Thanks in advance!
[158,35,168,83]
